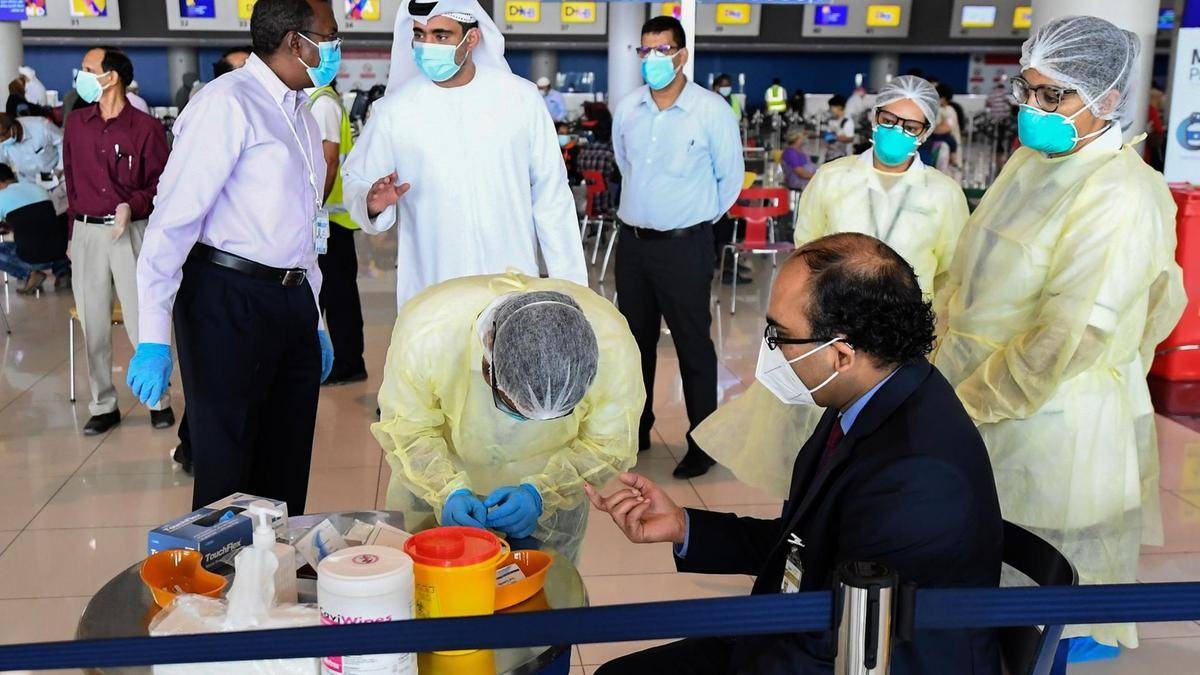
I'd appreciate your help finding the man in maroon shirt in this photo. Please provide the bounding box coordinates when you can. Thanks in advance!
[63,46,175,436]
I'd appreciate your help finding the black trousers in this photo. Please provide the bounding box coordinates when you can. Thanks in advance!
[177,411,190,456]
[596,638,733,675]
[174,256,321,512]
[713,215,735,261]
[317,223,366,375]
[615,225,718,455]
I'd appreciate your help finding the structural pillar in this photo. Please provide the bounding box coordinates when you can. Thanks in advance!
[679,0,696,82]
[1031,0,1159,140]
[868,51,899,91]
[530,49,559,87]
[607,2,645,105]
[166,45,199,98]
[0,22,23,93]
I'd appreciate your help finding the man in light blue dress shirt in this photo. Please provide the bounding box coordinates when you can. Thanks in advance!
[611,15,744,479]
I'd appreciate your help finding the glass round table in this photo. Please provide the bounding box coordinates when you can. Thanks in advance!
[76,511,587,674]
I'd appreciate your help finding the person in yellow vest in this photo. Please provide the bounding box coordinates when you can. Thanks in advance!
[764,77,787,115]
[308,82,367,384]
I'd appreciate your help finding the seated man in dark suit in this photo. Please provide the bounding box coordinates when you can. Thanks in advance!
[587,232,1003,675]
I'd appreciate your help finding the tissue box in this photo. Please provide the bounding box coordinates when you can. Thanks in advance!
[148,493,288,571]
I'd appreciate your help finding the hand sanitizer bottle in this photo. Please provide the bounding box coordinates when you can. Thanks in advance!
[246,500,298,605]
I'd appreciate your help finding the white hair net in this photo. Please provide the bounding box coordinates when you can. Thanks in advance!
[487,291,599,420]
[387,0,511,93]
[1020,15,1140,122]
[873,75,940,132]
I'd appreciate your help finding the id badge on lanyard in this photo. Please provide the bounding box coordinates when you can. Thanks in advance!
[781,533,804,594]
[314,208,330,255]
[274,96,325,256]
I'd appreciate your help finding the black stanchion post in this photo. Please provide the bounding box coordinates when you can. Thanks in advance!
[834,561,898,675]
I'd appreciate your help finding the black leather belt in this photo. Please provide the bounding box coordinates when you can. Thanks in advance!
[75,214,116,225]
[622,222,708,240]
[189,243,308,287]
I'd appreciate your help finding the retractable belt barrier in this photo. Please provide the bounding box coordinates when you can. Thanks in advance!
[2,582,1200,672]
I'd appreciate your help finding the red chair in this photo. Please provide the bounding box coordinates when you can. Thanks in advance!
[718,187,794,314]
[580,170,617,267]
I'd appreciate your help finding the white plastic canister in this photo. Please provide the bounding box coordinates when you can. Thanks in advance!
[317,545,416,675]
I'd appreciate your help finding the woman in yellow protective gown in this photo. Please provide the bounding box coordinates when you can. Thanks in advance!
[935,15,1185,656]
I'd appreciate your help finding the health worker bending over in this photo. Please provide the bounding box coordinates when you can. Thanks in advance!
[935,15,1185,662]
[693,75,968,499]
[373,272,644,563]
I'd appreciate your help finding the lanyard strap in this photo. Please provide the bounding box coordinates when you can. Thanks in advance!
[273,93,320,212]
[867,183,913,242]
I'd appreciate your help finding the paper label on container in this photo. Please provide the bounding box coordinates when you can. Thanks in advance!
[496,563,527,588]
[414,583,440,619]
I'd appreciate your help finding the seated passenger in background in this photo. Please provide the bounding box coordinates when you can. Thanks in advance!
[780,127,814,193]
[557,122,583,183]
[590,233,1003,675]
[0,164,70,294]
[576,107,620,212]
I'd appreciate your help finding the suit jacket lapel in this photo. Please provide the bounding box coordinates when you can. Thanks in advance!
[785,408,838,508]
[778,360,934,546]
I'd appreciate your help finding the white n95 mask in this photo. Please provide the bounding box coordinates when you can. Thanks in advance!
[755,337,842,406]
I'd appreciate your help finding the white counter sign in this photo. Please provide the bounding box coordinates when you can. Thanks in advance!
[1165,28,1200,183]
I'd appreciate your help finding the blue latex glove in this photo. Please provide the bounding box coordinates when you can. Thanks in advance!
[822,131,837,143]
[484,484,543,540]
[127,343,172,406]
[318,330,334,383]
[442,489,488,529]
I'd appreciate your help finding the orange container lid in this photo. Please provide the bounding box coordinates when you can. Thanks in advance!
[404,526,502,568]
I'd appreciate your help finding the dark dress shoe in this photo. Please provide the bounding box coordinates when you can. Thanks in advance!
[83,411,121,436]
[151,407,176,429]
[673,450,716,479]
[173,443,193,475]
[322,369,368,386]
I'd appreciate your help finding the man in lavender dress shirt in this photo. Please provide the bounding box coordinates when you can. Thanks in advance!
[127,0,339,512]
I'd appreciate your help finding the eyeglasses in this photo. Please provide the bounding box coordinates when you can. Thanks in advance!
[487,321,575,421]
[299,30,342,48]
[1010,76,1077,113]
[874,109,930,137]
[634,44,679,58]
[764,324,833,351]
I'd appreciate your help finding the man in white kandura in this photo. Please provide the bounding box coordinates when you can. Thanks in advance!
[341,0,587,308]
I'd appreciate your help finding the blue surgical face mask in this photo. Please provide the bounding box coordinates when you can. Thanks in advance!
[872,125,920,166]
[1,136,15,148]
[558,134,570,148]
[73,70,110,104]
[1017,104,1107,156]
[641,52,680,91]
[298,33,342,88]
[717,85,732,97]
[498,404,528,422]
[413,34,468,83]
